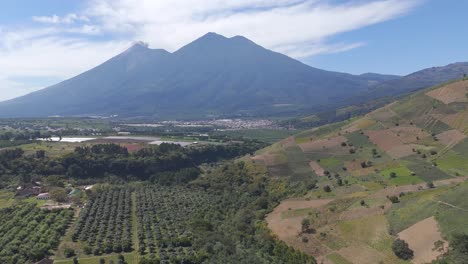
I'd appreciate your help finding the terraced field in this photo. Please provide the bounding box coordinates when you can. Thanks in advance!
[258,80,468,264]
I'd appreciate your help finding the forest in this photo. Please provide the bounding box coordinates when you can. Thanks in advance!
[0,141,265,188]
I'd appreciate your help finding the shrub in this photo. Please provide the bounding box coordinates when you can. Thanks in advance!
[392,239,414,260]
[64,247,75,258]
[323,185,331,192]
[388,196,400,203]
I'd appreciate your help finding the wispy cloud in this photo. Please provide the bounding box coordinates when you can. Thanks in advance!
[0,0,422,101]
[32,13,89,24]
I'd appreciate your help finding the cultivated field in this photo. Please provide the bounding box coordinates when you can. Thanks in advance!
[257,80,468,263]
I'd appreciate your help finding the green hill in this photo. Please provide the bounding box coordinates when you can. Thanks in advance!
[256,79,468,264]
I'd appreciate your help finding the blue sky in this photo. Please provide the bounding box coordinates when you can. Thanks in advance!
[0,0,467,101]
[307,0,468,74]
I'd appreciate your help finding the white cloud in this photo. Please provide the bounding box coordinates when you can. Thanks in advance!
[87,0,420,51]
[0,0,422,101]
[32,13,89,24]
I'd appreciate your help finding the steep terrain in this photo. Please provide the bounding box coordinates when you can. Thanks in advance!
[0,32,466,119]
[254,79,468,264]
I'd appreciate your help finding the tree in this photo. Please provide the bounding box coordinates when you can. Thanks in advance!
[100,258,106,264]
[323,185,331,192]
[390,172,397,178]
[392,239,414,260]
[73,257,79,264]
[388,196,400,203]
[337,179,343,186]
[50,189,68,203]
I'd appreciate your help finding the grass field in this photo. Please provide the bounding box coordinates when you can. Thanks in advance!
[0,191,14,209]
[435,183,468,239]
[436,150,468,176]
[386,186,450,234]
[327,252,353,264]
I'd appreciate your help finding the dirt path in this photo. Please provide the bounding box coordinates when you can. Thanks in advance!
[131,192,140,264]
[434,200,468,212]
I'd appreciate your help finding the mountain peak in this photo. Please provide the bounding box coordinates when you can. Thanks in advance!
[124,41,150,54]
[199,32,228,41]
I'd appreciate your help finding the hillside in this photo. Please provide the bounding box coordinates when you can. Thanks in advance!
[253,79,468,264]
[0,32,466,119]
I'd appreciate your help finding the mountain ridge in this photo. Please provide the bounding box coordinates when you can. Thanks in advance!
[0,33,466,118]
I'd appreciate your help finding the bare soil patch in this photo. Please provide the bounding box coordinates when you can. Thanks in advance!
[365,127,426,159]
[386,144,419,159]
[436,129,466,147]
[280,136,297,148]
[309,161,325,176]
[398,216,448,264]
[266,199,333,240]
[426,80,468,104]
[298,136,348,152]
[388,126,430,143]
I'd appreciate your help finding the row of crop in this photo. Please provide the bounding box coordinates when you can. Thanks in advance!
[0,204,73,264]
[135,187,212,263]
[72,188,132,254]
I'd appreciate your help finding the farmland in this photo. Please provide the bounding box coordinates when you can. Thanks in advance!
[256,80,468,263]
[0,203,73,263]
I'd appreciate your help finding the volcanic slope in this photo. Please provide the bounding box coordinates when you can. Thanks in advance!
[254,79,468,264]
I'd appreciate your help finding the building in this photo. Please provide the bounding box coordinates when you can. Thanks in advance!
[37,193,50,200]
[16,186,41,197]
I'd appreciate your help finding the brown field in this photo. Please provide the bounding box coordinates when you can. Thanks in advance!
[388,126,430,143]
[436,129,466,147]
[123,144,145,152]
[266,198,333,240]
[365,130,403,151]
[433,111,468,133]
[365,127,427,159]
[266,198,334,257]
[398,216,448,264]
[298,135,348,152]
[280,136,297,148]
[426,80,468,104]
[386,144,419,159]
[309,161,325,176]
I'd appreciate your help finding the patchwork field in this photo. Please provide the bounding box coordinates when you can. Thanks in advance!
[258,80,468,263]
